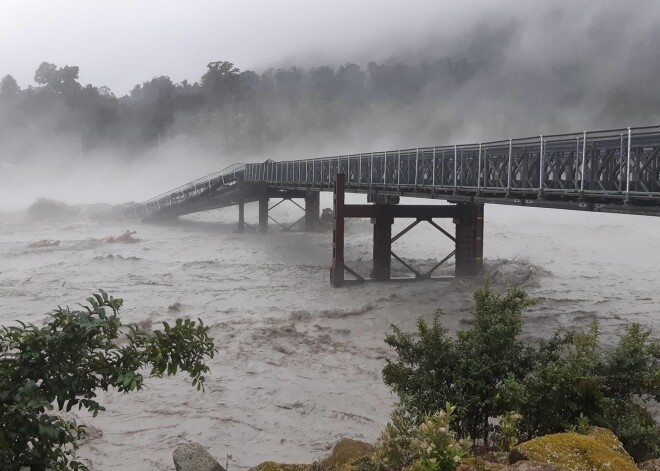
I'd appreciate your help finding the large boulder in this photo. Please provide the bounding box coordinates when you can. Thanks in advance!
[320,438,373,471]
[509,430,638,471]
[640,459,660,471]
[250,439,374,471]
[173,442,225,471]
[504,462,563,470]
[585,426,631,458]
[249,463,308,471]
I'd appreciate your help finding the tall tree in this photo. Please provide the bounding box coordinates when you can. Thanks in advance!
[201,61,242,106]
[34,62,81,95]
[0,75,20,96]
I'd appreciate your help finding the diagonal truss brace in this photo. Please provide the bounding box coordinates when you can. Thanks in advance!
[267,198,307,231]
[390,219,456,279]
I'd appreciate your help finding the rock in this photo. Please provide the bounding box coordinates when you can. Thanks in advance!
[585,426,632,459]
[458,457,507,470]
[173,442,225,471]
[320,438,373,471]
[510,431,639,471]
[640,459,660,470]
[249,462,308,471]
[249,439,374,471]
[504,462,562,470]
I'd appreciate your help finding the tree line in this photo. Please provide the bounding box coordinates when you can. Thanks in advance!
[0,58,480,160]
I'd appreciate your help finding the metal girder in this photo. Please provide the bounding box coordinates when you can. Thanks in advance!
[240,126,660,217]
[343,204,459,219]
[132,125,660,222]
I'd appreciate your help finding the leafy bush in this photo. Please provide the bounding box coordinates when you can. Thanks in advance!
[0,290,217,471]
[499,322,660,461]
[374,404,469,471]
[497,411,523,452]
[383,284,535,444]
[383,283,660,462]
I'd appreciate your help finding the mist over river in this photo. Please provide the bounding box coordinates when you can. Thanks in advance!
[1,196,659,470]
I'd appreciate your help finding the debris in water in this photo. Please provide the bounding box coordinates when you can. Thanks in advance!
[104,230,140,244]
[27,239,60,248]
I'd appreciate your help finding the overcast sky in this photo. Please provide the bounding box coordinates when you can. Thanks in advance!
[0,0,544,94]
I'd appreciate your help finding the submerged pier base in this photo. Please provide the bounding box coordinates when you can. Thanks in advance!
[330,174,484,287]
[305,192,320,231]
[252,190,320,233]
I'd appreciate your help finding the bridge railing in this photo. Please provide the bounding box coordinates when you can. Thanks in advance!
[244,125,660,198]
[125,163,245,219]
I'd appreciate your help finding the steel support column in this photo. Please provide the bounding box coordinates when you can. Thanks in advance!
[454,203,484,276]
[258,197,269,233]
[372,206,393,281]
[330,174,346,287]
[305,191,320,231]
[237,175,245,233]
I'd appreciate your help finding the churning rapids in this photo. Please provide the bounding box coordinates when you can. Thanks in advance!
[1,196,659,470]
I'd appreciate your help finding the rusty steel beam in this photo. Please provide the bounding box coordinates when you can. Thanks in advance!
[305,192,320,231]
[237,174,245,233]
[330,174,346,287]
[344,204,459,219]
[372,206,393,281]
[455,203,484,276]
[258,197,269,232]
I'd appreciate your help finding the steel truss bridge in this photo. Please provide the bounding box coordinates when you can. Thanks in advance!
[126,125,660,286]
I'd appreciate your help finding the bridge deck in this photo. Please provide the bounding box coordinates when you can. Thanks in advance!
[128,125,660,219]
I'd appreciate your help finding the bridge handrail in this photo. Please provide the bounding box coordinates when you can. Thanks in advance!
[242,124,660,198]
[141,162,244,205]
[126,123,660,220]
[125,162,245,218]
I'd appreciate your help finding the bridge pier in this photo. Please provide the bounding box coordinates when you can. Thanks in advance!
[259,197,269,233]
[305,192,320,231]
[330,176,346,288]
[372,207,393,281]
[330,174,484,287]
[236,174,246,233]
[455,203,484,276]
[237,200,245,233]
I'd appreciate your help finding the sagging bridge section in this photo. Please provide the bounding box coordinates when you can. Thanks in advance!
[127,125,660,286]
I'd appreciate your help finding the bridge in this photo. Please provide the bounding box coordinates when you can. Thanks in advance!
[126,125,660,286]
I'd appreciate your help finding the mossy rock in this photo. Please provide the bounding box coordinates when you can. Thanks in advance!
[639,459,660,471]
[510,431,639,471]
[320,439,374,471]
[459,457,507,470]
[250,439,374,471]
[250,462,309,471]
[504,462,562,470]
[586,426,633,460]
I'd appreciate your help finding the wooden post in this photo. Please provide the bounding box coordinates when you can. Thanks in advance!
[330,174,345,287]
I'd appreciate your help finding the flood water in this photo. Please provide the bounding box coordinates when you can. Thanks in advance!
[1,196,659,470]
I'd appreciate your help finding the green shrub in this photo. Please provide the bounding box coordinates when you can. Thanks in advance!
[383,283,535,444]
[373,406,417,469]
[0,290,217,471]
[499,322,660,461]
[383,283,660,462]
[497,411,523,452]
[374,404,469,471]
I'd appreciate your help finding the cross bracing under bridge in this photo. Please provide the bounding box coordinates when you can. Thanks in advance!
[127,125,660,221]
